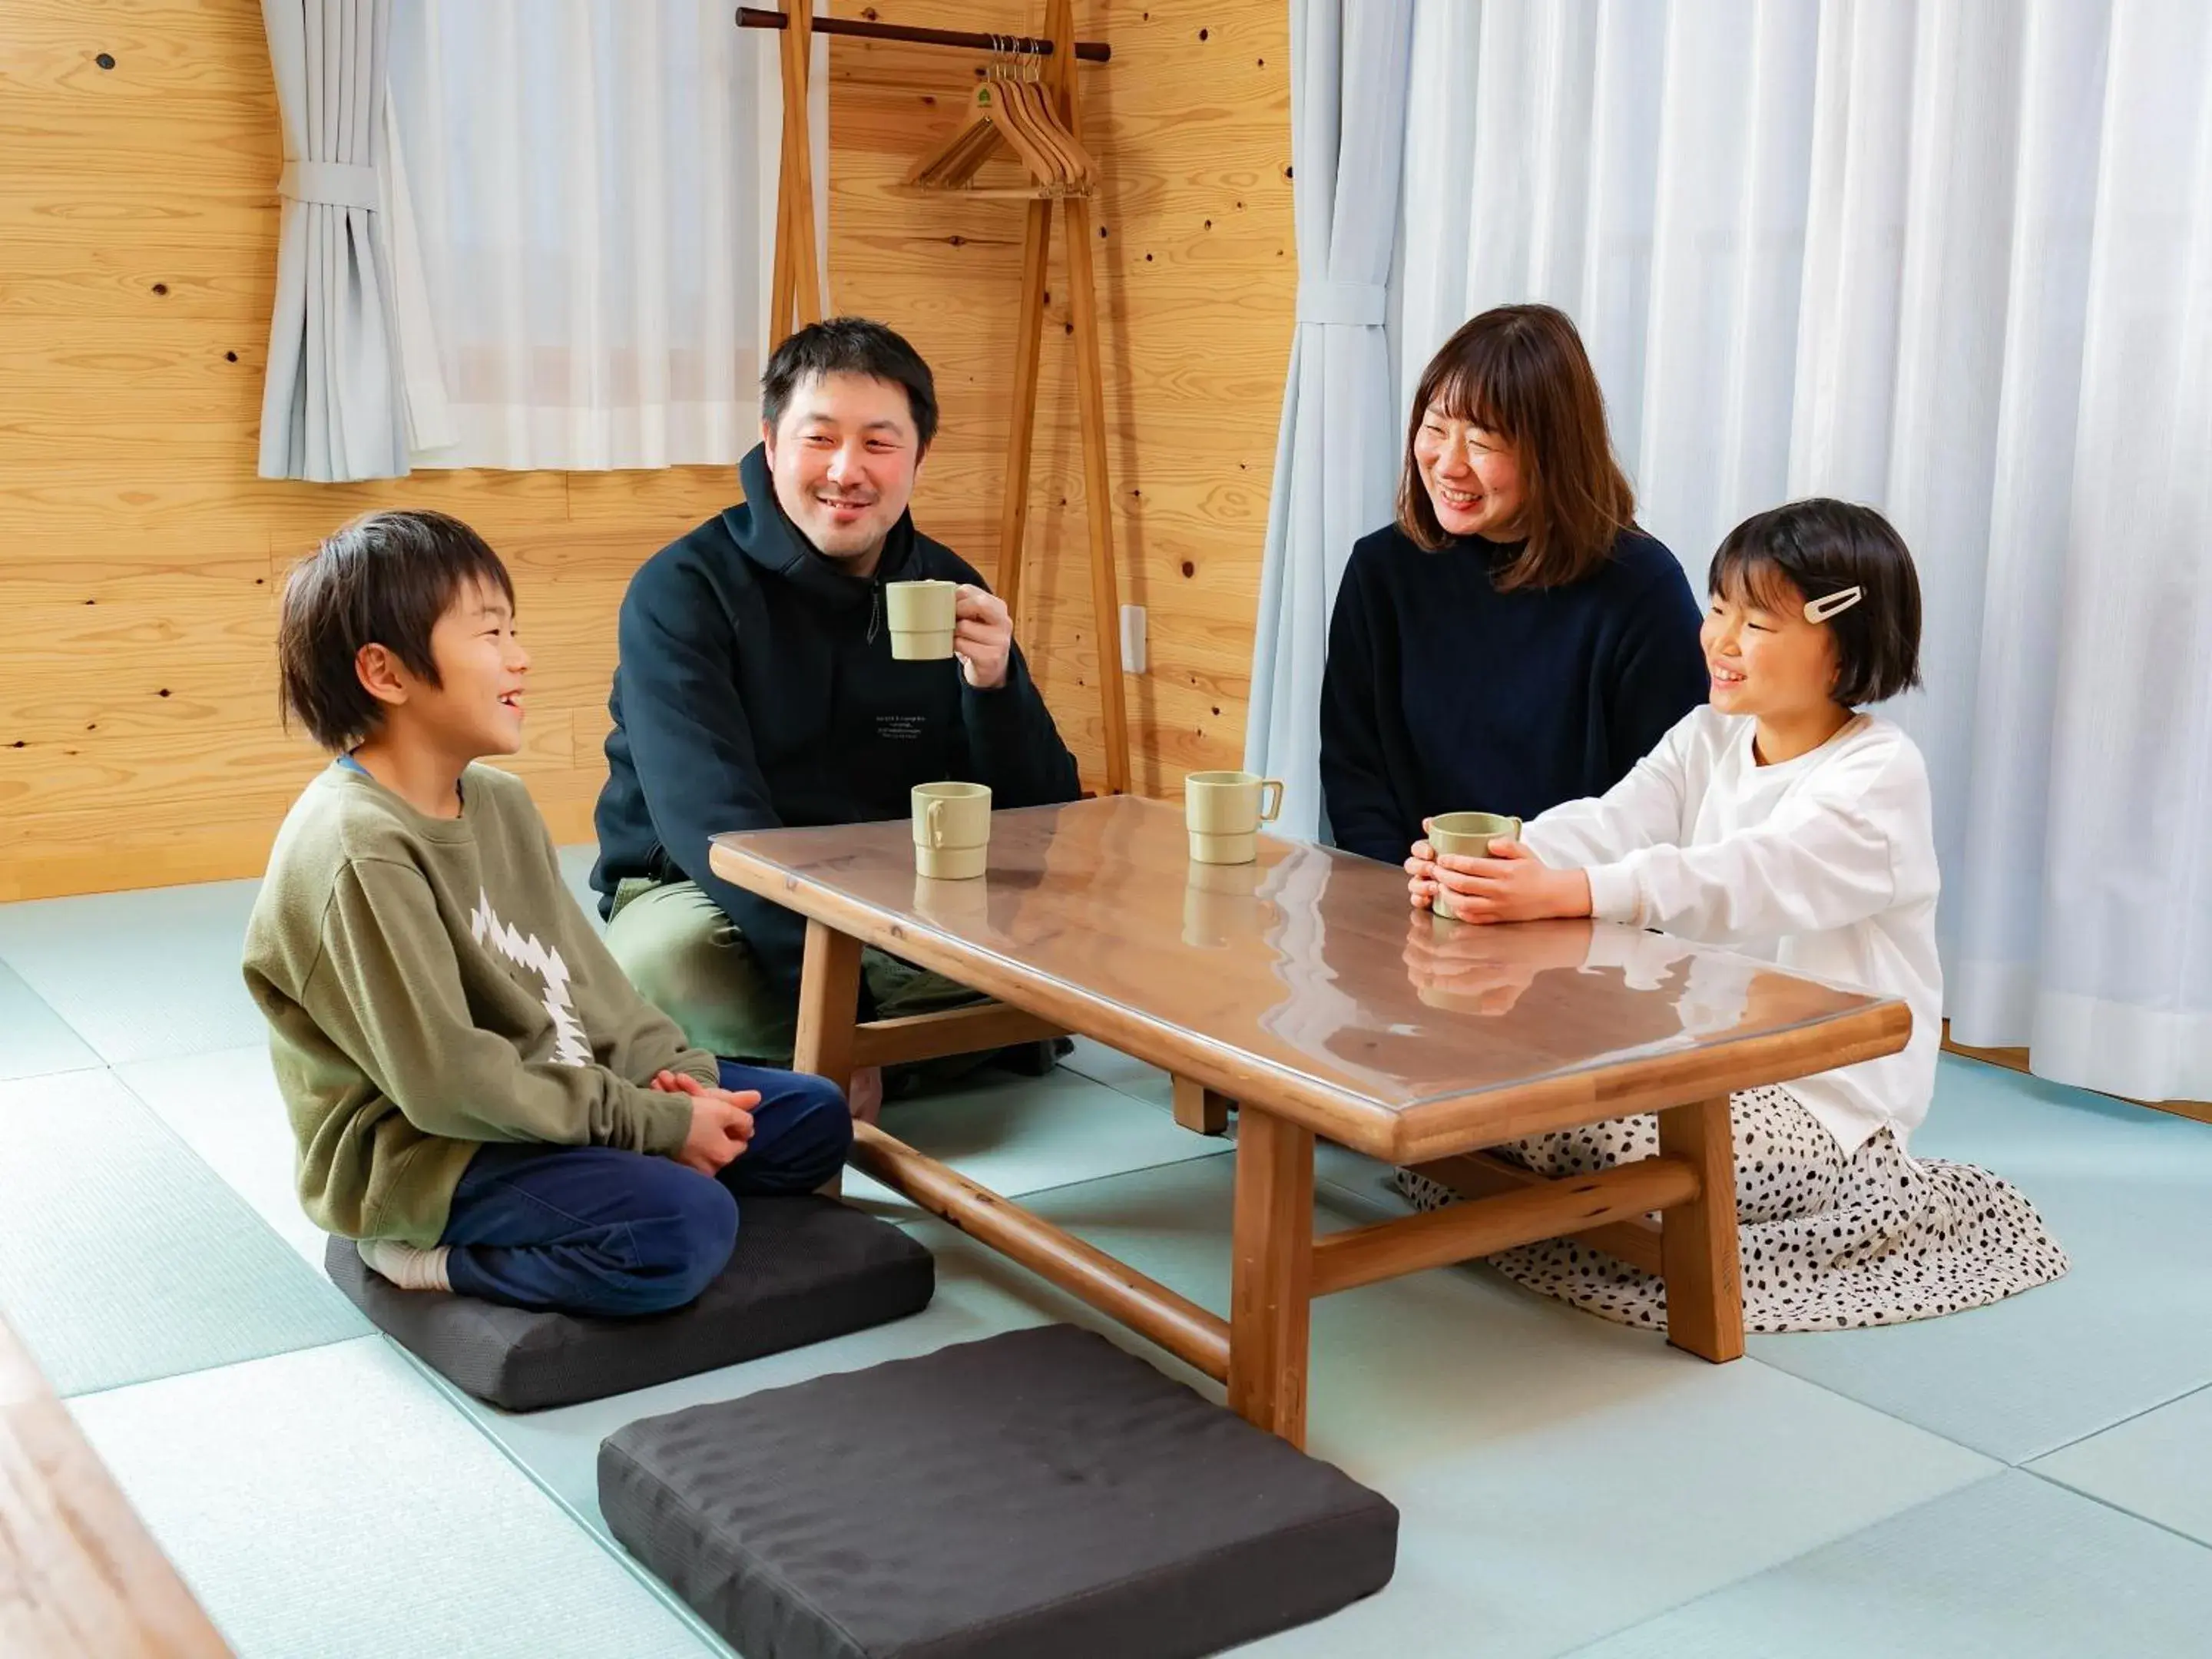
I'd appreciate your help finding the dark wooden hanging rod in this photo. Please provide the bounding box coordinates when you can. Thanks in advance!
[735,8,1111,62]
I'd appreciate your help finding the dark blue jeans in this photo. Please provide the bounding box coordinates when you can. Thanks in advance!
[439,1061,852,1317]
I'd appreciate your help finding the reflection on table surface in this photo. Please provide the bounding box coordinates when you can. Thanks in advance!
[713,796,1894,1112]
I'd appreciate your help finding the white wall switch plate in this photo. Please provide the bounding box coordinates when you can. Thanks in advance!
[1119,604,1147,674]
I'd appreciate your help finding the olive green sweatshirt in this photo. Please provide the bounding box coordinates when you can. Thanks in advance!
[242,762,715,1247]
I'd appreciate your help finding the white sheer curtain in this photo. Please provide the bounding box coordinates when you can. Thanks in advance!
[383,0,802,470]
[1390,0,2212,1102]
[1243,0,1415,842]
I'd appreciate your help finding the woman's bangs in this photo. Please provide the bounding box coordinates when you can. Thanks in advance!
[1424,353,1515,440]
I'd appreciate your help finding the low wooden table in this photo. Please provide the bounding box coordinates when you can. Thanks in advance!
[711,798,1909,1446]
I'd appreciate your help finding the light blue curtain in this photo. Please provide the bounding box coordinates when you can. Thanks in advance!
[1242,0,1415,842]
[259,0,410,481]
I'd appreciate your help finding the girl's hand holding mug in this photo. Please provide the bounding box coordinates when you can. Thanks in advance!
[1409,829,1594,925]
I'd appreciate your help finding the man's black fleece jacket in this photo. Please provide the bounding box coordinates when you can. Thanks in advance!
[591,443,1080,998]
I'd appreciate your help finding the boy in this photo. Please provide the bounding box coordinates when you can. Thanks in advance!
[243,509,853,1317]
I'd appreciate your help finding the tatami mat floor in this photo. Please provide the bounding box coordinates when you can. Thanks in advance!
[3,851,2209,1656]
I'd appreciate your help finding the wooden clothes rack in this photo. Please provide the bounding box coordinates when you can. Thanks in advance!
[742,3,1131,795]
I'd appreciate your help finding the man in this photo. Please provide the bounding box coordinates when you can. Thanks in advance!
[591,317,1081,1121]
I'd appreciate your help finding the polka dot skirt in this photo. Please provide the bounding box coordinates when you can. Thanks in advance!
[1393,1084,2071,1333]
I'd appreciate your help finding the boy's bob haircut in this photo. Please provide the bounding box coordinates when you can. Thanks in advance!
[1708,498,1923,707]
[277,509,516,752]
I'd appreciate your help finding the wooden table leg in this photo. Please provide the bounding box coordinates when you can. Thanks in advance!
[1171,1075,1232,1137]
[793,921,863,1192]
[1657,1095,1744,1362]
[1227,1107,1315,1446]
[793,919,862,1094]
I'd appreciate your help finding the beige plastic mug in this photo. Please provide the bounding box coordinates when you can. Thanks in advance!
[912,780,992,879]
[1426,810,1522,922]
[1184,770,1285,865]
[886,580,958,661]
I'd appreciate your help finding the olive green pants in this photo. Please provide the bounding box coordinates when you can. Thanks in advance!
[604,878,985,1066]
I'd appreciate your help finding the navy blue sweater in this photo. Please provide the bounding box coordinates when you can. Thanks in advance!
[1320,524,1707,865]
[591,445,1080,998]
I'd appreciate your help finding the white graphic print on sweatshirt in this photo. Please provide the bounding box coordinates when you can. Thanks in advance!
[469,889,591,1067]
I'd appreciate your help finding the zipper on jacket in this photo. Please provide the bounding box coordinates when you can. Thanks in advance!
[867,578,883,644]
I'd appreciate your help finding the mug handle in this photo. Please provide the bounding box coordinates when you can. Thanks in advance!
[926,798,945,850]
[1257,778,1286,823]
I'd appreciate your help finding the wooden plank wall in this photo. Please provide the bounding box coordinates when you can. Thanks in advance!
[0,0,743,901]
[0,0,1293,901]
[826,0,1293,793]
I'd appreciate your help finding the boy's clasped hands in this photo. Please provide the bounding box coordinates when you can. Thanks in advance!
[1406,822,1594,925]
[651,1069,760,1176]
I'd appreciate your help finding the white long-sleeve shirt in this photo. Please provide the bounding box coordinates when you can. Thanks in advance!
[1522,706,1941,1152]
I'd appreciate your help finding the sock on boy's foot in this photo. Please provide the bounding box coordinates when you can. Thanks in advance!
[357,1237,452,1293]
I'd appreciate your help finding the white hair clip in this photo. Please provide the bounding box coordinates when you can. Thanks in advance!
[1804,586,1863,624]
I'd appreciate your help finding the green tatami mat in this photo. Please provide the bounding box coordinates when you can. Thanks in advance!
[0,877,267,1062]
[0,956,99,1081]
[1750,1057,2212,1462]
[2032,1382,2212,1546]
[69,1338,724,1659]
[1569,1471,2212,1657]
[1060,1035,1177,1108]
[0,1068,364,1395]
[118,1044,331,1268]
[842,1062,1227,1214]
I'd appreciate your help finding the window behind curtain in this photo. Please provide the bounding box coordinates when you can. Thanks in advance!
[386,0,786,470]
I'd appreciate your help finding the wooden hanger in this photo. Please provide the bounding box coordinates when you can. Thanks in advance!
[906,98,1001,189]
[994,65,1093,187]
[977,42,1094,188]
[984,68,1058,183]
[901,35,1092,196]
[1009,63,1095,186]
[901,80,1046,191]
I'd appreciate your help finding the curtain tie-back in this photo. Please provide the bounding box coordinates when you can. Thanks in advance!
[1296,279,1386,326]
[279,159,381,210]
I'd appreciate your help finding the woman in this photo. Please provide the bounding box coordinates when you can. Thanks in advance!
[1321,304,1707,864]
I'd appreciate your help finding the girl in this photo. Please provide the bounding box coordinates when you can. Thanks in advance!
[1401,499,2068,1332]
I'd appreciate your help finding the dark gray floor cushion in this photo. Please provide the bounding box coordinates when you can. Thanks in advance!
[600,1323,1399,1659]
[326,1196,934,1412]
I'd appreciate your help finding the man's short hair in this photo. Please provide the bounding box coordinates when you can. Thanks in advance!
[276,510,515,751]
[761,316,939,451]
